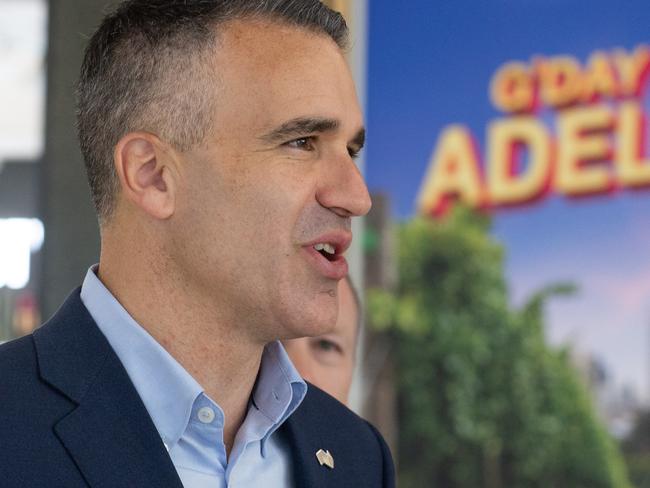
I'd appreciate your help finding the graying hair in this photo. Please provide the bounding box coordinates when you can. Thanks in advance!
[76,0,349,223]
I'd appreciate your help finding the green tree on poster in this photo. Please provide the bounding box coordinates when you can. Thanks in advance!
[368,208,631,488]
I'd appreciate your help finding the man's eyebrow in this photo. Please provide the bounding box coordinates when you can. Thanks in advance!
[259,117,340,143]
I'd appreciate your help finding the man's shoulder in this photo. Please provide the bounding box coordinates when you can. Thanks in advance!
[0,331,71,411]
[0,299,180,488]
[300,383,382,439]
[0,332,76,455]
[300,383,392,455]
[0,288,107,414]
[0,334,37,377]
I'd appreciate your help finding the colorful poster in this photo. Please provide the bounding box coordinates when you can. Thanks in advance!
[367,0,650,417]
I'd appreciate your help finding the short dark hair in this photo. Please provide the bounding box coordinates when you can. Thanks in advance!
[76,0,349,222]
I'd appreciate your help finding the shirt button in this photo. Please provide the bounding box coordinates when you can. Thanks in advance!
[197,406,216,424]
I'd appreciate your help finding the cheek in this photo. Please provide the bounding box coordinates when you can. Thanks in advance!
[337,359,354,382]
[330,359,354,396]
[322,365,352,403]
[234,172,312,269]
[310,365,337,392]
[284,342,318,377]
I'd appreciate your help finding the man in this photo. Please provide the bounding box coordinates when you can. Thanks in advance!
[284,276,360,405]
[0,1,394,487]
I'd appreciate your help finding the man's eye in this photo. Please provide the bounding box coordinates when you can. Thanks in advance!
[348,146,361,159]
[286,137,315,151]
[315,339,342,354]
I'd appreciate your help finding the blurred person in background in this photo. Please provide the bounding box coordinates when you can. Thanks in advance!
[0,1,394,487]
[284,275,361,405]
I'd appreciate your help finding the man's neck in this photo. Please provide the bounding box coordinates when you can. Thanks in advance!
[97,250,264,455]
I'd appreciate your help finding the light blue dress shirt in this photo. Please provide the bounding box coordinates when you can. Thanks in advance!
[80,266,307,487]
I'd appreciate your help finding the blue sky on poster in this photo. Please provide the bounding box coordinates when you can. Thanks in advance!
[367,0,650,403]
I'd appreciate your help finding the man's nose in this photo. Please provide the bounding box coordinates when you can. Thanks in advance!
[316,155,372,218]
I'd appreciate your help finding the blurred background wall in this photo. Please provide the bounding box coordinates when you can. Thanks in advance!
[40,0,106,317]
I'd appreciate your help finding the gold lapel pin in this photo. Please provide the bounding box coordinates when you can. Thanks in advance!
[316,449,335,469]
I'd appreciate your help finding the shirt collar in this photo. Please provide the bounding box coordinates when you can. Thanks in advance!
[79,265,306,453]
[253,341,307,449]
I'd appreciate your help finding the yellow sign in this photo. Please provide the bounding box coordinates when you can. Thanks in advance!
[418,45,650,216]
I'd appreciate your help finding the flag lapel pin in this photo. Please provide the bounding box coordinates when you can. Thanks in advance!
[316,449,334,469]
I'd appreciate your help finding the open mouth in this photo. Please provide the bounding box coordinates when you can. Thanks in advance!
[303,235,350,280]
[313,242,337,262]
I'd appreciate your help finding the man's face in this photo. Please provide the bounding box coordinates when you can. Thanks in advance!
[282,278,358,404]
[171,20,370,343]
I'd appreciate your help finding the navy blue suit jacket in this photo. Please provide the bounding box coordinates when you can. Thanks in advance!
[0,290,395,487]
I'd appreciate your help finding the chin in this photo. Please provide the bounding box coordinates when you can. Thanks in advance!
[283,308,338,339]
[273,283,338,338]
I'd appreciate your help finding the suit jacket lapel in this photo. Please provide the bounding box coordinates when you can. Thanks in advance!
[282,384,391,488]
[281,385,344,488]
[34,290,183,488]
[282,409,331,487]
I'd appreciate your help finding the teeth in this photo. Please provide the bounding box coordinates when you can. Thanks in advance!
[314,243,336,254]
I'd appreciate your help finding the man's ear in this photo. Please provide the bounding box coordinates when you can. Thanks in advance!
[114,132,178,220]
